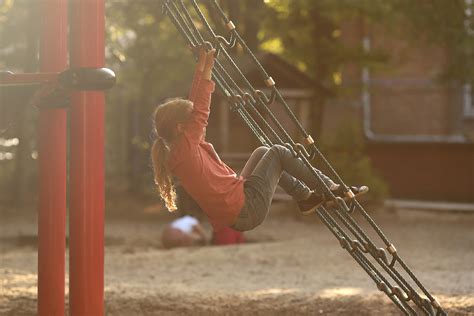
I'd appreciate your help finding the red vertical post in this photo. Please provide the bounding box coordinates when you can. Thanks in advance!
[69,0,105,315]
[37,0,68,315]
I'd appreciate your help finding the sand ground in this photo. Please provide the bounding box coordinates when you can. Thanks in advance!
[1,196,473,315]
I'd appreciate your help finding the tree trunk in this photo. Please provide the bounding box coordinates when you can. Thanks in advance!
[309,3,333,138]
[12,2,39,209]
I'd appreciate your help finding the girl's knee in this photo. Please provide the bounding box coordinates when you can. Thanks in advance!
[269,144,283,151]
[254,146,269,156]
[269,144,289,155]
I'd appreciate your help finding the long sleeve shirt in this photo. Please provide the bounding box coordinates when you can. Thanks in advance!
[168,70,245,232]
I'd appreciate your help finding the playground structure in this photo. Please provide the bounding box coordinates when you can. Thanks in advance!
[0,0,113,315]
[161,0,447,315]
[0,0,452,315]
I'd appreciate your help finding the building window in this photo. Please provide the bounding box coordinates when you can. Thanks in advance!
[464,1,474,117]
[464,83,474,117]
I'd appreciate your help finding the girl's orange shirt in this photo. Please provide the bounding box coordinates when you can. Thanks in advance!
[168,71,245,232]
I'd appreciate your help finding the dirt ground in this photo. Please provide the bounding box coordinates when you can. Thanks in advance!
[1,196,473,316]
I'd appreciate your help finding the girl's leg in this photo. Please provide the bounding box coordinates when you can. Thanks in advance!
[240,146,269,178]
[241,146,334,199]
[232,144,337,231]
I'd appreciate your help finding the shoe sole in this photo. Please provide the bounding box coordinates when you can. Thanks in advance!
[325,188,369,208]
[300,201,324,215]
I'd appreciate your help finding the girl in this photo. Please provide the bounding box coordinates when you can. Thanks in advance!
[151,48,367,232]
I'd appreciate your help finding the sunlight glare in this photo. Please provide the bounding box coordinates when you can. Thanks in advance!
[249,288,299,296]
[0,137,19,147]
[320,287,362,298]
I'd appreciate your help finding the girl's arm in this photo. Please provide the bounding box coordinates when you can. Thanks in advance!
[188,48,206,102]
[184,49,216,143]
[202,49,214,81]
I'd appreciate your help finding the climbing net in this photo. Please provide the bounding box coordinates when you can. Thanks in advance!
[161,1,446,315]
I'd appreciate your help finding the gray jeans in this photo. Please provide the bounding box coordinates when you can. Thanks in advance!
[231,145,336,232]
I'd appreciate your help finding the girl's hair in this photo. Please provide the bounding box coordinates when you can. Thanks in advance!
[151,98,193,211]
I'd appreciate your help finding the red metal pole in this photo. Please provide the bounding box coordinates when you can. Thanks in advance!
[69,0,105,315]
[37,0,68,315]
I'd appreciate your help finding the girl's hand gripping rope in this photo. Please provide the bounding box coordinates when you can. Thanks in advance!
[203,48,216,80]
[196,48,206,72]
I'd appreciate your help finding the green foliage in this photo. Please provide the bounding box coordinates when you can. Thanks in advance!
[318,120,389,204]
[0,0,39,71]
[260,0,390,91]
[260,0,474,89]
[392,0,474,84]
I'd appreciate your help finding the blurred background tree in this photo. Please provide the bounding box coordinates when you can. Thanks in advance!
[1,0,472,208]
[0,0,40,208]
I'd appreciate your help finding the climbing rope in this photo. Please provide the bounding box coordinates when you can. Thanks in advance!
[161,1,446,315]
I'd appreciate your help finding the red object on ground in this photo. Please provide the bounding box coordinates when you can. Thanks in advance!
[69,1,105,315]
[212,227,245,245]
[37,0,68,315]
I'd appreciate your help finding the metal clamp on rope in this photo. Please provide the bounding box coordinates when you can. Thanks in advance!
[226,20,236,31]
[284,143,298,157]
[351,239,368,253]
[376,247,389,265]
[304,135,314,145]
[215,35,237,49]
[386,244,398,267]
[377,281,391,295]
[242,92,255,104]
[298,136,316,159]
[392,286,409,301]
[253,89,269,104]
[339,237,352,251]
[268,88,277,105]
[387,244,397,255]
[293,143,312,160]
[232,94,244,105]
[264,76,275,87]
[254,89,276,106]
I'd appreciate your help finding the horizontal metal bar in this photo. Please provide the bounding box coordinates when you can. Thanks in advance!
[0,72,58,85]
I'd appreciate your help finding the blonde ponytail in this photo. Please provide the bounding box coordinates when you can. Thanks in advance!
[151,98,193,212]
[151,137,177,211]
